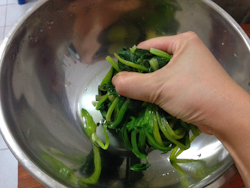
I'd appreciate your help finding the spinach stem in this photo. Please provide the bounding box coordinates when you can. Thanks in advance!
[114,53,149,72]
[100,66,114,86]
[92,124,109,150]
[156,111,189,150]
[120,125,132,150]
[159,113,186,140]
[109,98,130,128]
[150,48,172,60]
[152,107,164,146]
[78,145,101,185]
[146,131,172,152]
[106,56,121,72]
[131,130,147,159]
[190,124,201,137]
[95,93,109,110]
[106,97,119,122]
[138,129,147,152]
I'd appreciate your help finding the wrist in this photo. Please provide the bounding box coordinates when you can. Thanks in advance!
[203,83,250,186]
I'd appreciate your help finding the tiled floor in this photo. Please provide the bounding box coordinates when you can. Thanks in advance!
[0,0,38,41]
[0,1,39,187]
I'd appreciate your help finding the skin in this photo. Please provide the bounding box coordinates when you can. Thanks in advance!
[112,32,250,187]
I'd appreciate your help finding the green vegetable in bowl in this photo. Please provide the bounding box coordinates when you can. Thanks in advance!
[42,45,201,187]
[81,109,109,150]
[41,145,101,187]
[82,45,201,172]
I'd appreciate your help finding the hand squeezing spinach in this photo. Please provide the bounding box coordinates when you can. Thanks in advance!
[82,46,201,172]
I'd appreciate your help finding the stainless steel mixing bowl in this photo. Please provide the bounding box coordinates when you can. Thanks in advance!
[1,0,250,187]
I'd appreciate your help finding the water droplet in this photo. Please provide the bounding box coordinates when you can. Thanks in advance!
[221,42,224,45]
[85,87,88,90]
[234,53,238,57]
[162,172,169,176]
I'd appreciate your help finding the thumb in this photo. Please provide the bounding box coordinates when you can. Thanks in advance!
[112,71,158,103]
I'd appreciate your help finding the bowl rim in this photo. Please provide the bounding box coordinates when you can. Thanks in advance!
[0,1,64,187]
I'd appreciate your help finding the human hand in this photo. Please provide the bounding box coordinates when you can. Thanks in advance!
[113,32,250,186]
[112,32,249,135]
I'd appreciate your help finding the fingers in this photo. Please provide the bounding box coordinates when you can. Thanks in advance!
[111,31,209,108]
[137,31,201,55]
[111,32,200,103]
[112,71,158,103]
[137,36,176,54]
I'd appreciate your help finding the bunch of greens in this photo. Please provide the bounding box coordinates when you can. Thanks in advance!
[82,46,201,172]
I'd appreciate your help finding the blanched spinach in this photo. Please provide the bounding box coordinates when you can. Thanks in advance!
[82,46,200,173]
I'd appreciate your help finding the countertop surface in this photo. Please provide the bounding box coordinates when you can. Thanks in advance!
[18,24,250,188]
[18,164,245,188]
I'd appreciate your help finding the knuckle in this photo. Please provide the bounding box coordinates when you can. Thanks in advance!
[184,31,198,38]
[186,31,200,43]
[179,31,202,48]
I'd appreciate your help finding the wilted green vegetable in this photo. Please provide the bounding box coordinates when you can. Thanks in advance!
[82,45,200,172]
[41,45,201,188]
[41,145,101,187]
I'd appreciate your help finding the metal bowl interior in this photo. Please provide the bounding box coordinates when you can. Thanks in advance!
[0,0,250,187]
